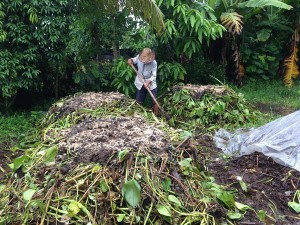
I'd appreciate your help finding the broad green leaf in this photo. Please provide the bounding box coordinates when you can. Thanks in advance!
[162,178,171,192]
[8,155,29,172]
[288,201,300,213]
[235,202,250,211]
[168,195,182,207]
[157,205,171,217]
[256,29,271,42]
[227,211,243,220]
[99,180,109,193]
[23,189,36,201]
[121,180,141,207]
[45,146,58,163]
[217,192,235,208]
[117,214,126,222]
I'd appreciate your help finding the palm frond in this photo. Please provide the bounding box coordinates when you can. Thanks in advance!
[220,12,243,35]
[97,0,165,34]
[284,30,299,87]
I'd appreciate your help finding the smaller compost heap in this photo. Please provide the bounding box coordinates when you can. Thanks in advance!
[162,84,258,129]
[48,91,129,118]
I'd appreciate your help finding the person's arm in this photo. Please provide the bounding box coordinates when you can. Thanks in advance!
[145,61,157,87]
[127,55,139,66]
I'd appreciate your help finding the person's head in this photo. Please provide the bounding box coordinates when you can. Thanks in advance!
[139,48,155,64]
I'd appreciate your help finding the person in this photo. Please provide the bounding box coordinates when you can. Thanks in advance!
[127,48,159,115]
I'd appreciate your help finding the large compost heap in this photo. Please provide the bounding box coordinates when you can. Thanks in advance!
[1,88,299,225]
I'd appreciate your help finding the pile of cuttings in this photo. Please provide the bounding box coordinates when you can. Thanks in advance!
[48,92,129,119]
[55,115,170,165]
[172,84,228,99]
[162,84,258,129]
[0,113,234,225]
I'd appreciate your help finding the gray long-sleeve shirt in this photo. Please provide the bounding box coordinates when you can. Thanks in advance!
[131,55,157,90]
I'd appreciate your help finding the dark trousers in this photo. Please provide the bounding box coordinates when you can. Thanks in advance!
[136,86,157,106]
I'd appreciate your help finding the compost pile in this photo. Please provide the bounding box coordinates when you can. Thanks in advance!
[1,92,226,225]
[49,91,128,118]
[1,90,299,225]
[162,84,258,129]
[57,116,169,165]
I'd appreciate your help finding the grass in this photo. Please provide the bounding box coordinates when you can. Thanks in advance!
[0,112,44,150]
[231,79,300,110]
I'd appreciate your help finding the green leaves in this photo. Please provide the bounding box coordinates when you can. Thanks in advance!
[157,205,171,217]
[288,190,300,213]
[160,1,225,58]
[158,62,186,90]
[23,189,36,201]
[288,202,300,213]
[121,180,141,207]
[111,57,135,96]
[239,0,293,10]
[8,155,29,172]
[217,191,235,208]
[44,146,58,164]
[168,195,182,207]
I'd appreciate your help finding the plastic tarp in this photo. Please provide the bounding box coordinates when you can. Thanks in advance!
[214,110,300,172]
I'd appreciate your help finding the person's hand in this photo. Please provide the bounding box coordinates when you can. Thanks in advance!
[144,80,151,88]
[127,58,133,66]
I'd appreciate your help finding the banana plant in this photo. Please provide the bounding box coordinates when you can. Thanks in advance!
[283,28,299,86]
[208,0,293,85]
[282,0,300,86]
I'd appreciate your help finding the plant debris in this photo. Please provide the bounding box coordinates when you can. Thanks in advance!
[1,90,299,225]
[163,84,258,130]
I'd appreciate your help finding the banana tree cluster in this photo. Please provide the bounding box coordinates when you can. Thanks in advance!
[208,0,293,84]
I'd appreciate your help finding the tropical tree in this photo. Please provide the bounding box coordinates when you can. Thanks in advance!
[0,0,165,110]
[97,0,165,34]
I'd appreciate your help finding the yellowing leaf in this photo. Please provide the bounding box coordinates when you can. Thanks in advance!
[284,30,299,87]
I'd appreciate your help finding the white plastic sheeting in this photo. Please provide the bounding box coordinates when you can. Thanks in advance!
[214,110,300,172]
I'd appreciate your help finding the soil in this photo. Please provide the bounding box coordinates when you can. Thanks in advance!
[195,135,300,225]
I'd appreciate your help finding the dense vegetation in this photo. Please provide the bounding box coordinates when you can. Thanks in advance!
[0,0,299,112]
[1,1,300,224]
